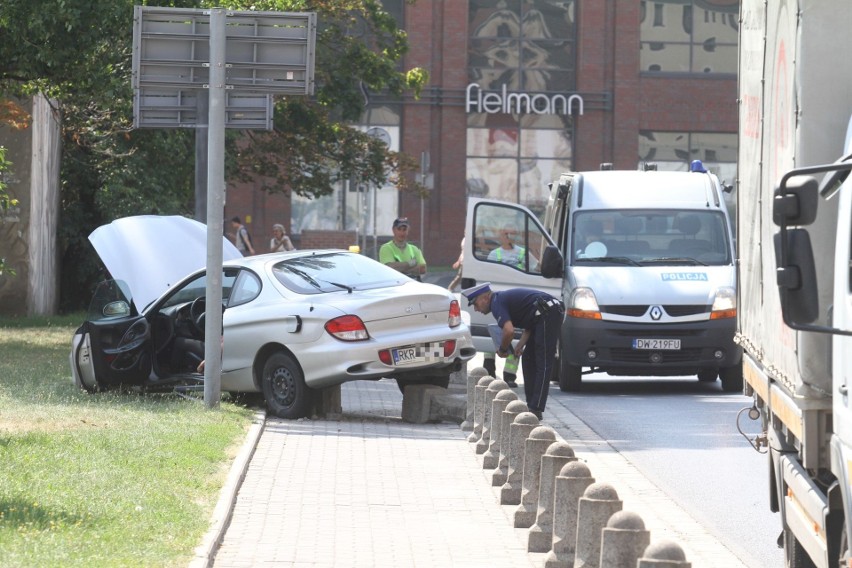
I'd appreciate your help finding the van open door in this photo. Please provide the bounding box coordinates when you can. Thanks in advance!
[462,197,563,362]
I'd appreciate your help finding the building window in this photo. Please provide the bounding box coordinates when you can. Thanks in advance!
[638,130,737,183]
[467,0,577,215]
[639,1,738,75]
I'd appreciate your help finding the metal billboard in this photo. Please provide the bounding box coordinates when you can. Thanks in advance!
[132,6,316,128]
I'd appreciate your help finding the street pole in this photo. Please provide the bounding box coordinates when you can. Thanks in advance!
[203,8,226,409]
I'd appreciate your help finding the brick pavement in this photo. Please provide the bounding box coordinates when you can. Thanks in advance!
[203,358,752,568]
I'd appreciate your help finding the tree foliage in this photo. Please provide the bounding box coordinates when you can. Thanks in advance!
[0,0,427,310]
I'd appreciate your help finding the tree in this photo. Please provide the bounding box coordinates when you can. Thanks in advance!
[0,0,428,311]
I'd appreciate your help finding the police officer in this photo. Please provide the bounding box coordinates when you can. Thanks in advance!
[462,282,563,419]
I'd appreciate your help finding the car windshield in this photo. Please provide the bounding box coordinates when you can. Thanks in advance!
[571,209,732,266]
[271,252,407,294]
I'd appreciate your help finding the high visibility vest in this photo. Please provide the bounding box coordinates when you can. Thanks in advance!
[495,246,525,269]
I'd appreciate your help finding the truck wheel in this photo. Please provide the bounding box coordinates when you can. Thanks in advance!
[261,352,313,419]
[697,369,718,382]
[719,364,744,392]
[559,360,582,392]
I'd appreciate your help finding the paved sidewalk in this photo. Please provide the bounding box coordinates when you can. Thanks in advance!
[203,364,751,567]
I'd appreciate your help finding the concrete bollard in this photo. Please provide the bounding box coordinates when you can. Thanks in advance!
[637,540,691,568]
[500,411,539,505]
[528,441,577,552]
[573,482,623,568]
[476,379,508,454]
[493,399,528,486]
[461,366,489,432]
[600,510,650,568]
[467,375,495,443]
[483,389,518,470]
[514,425,557,528]
[545,461,595,568]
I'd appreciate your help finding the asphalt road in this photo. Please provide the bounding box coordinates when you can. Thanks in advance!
[552,372,784,568]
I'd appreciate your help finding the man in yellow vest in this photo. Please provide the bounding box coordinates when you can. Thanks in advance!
[379,217,427,281]
[487,223,526,269]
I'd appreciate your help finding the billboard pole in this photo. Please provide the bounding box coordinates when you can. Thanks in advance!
[203,8,226,408]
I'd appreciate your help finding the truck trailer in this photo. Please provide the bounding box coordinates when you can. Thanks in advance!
[736,1,852,566]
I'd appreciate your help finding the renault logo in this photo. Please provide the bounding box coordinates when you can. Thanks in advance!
[650,306,663,320]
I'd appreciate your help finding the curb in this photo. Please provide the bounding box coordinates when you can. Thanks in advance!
[189,409,267,568]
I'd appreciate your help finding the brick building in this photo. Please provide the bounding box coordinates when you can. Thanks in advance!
[225,0,738,267]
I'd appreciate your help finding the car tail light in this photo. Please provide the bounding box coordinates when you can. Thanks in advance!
[443,340,456,357]
[325,315,370,341]
[448,300,462,327]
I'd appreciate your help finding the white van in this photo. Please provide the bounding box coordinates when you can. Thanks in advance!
[462,161,741,392]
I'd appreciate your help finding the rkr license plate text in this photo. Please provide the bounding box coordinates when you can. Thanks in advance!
[392,346,424,365]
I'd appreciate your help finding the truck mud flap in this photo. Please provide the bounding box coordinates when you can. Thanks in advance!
[781,453,829,566]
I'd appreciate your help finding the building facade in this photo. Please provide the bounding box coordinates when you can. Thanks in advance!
[226,0,738,266]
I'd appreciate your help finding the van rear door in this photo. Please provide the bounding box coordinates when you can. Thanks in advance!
[462,198,562,355]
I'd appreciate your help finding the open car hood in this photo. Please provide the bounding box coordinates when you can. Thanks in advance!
[89,215,242,311]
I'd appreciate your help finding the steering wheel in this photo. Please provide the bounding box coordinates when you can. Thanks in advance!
[189,296,206,335]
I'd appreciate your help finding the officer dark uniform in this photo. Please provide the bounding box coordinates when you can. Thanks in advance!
[463,283,563,419]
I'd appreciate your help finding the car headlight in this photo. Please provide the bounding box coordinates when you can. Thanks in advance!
[567,287,601,320]
[710,287,737,319]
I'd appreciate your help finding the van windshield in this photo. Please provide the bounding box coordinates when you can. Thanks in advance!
[571,210,732,266]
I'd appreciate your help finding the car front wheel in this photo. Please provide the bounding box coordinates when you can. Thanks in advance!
[261,352,313,419]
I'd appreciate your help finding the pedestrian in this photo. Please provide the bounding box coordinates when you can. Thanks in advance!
[379,217,427,280]
[461,282,563,419]
[230,216,255,256]
[447,236,465,292]
[270,223,295,252]
[487,223,526,268]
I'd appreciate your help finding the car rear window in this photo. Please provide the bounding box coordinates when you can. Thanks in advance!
[271,252,406,294]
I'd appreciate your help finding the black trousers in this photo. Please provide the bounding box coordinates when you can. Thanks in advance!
[521,309,561,413]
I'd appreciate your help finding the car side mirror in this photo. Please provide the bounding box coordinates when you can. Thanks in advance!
[103,300,131,318]
[540,245,563,279]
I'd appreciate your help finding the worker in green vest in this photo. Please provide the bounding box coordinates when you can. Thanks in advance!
[379,217,427,281]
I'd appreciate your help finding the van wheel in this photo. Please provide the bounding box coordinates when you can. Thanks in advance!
[559,361,582,392]
[720,364,744,392]
[261,352,313,419]
[697,370,718,382]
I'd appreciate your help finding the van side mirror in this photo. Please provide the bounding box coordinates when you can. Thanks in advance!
[540,245,563,278]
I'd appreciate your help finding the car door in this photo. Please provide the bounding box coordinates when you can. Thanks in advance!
[462,198,562,354]
[72,279,152,390]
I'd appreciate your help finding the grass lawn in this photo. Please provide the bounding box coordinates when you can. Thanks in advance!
[0,314,256,567]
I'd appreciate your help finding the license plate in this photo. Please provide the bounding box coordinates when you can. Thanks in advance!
[392,346,424,366]
[632,338,681,350]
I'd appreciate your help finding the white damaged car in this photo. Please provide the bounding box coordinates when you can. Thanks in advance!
[70,215,475,418]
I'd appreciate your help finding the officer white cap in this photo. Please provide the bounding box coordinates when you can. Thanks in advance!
[461,282,491,306]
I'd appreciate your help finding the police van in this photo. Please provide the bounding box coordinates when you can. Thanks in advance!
[462,161,741,392]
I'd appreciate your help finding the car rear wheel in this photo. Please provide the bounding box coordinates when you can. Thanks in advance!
[261,352,313,419]
[558,358,582,392]
[697,369,718,382]
[720,364,744,392]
